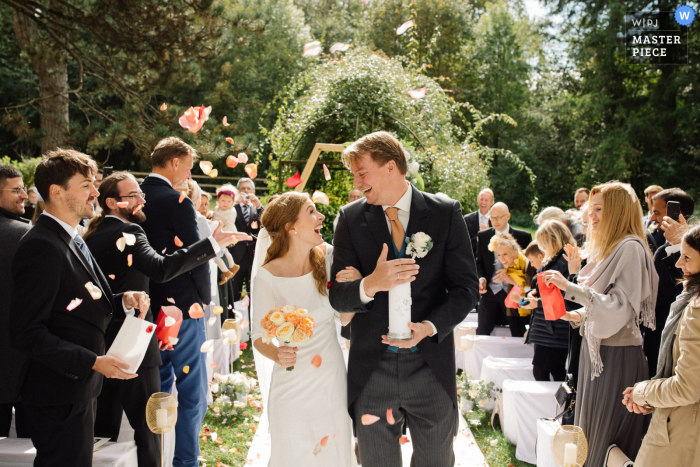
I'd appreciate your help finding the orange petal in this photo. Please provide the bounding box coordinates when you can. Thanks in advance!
[323,164,331,181]
[189,302,204,318]
[167,297,175,304]
[116,237,126,252]
[208,169,218,178]
[132,204,143,214]
[199,161,213,175]
[179,191,186,203]
[183,365,190,374]
[213,306,223,315]
[399,436,410,445]
[226,137,234,144]
[174,236,183,247]
[244,164,257,179]
[127,254,133,266]
[66,298,83,311]
[237,152,248,163]
[361,414,380,425]
[108,274,115,280]
[320,435,328,447]
[386,408,395,425]
[311,355,322,368]
[160,103,167,111]
[226,155,238,168]
[222,116,229,126]
[211,361,217,368]
[116,201,128,208]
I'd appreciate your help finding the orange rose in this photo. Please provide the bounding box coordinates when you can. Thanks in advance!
[285,312,302,326]
[267,326,278,337]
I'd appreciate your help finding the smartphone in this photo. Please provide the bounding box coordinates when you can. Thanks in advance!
[103,166,113,178]
[519,298,529,307]
[666,201,681,222]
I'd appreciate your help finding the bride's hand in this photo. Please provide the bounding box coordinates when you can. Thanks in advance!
[276,346,298,369]
[336,266,362,283]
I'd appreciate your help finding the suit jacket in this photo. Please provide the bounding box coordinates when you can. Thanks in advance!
[463,210,491,255]
[139,176,211,320]
[86,217,217,367]
[0,208,32,404]
[475,226,532,283]
[329,185,479,410]
[10,215,122,406]
[231,203,263,265]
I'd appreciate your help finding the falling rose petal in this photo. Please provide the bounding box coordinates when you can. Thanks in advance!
[174,236,183,247]
[108,274,115,280]
[85,281,102,300]
[211,361,217,369]
[313,443,323,456]
[386,408,395,425]
[116,237,126,252]
[250,221,258,230]
[407,86,428,99]
[396,20,415,35]
[323,164,331,181]
[178,105,212,133]
[303,41,322,57]
[183,365,190,374]
[162,247,167,254]
[225,137,234,144]
[66,298,83,311]
[165,316,176,327]
[241,295,250,308]
[200,339,215,353]
[311,355,322,368]
[179,191,186,203]
[361,414,380,425]
[213,306,223,315]
[169,337,179,345]
[312,190,330,206]
[208,316,217,326]
[286,170,302,188]
[330,42,351,53]
[123,232,136,246]
[199,161,213,175]
[399,436,410,445]
[244,164,257,179]
[189,302,205,319]
[362,0,369,3]
[132,204,143,215]
[146,325,154,333]
[226,155,238,168]
[167,297,175,304]
[333,431,339,440]
[222,116,229,126]
[207,169,218,178]
[160,103,167,111]
[127,254,133,267]
[320,436,329,447]
[237,153,248,164]
[116,201,129,209]
[239,342,248,350]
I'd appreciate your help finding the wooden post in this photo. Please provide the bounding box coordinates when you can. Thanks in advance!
[294,143,346,193]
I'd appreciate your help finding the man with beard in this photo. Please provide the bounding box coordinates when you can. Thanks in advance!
[10,149,150,467]
[83,171,248,466]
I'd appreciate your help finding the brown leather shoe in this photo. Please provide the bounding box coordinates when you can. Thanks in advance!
[218,269,234,285]
[229,264,240,278]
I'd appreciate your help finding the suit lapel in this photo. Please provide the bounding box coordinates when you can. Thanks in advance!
[364,204,396,260]
[405,185,430,241]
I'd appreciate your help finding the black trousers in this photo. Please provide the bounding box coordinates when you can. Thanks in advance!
[0,401,30,438]
[476,289,526,337]
[24,399,96,467]
[231,254,253,306]
[94,365,161,467]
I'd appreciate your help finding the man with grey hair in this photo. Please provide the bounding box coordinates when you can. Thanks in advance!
[231,177,264,314]
[463,188,494,255]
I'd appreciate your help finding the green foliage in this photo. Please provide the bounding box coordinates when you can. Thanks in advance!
[0,156,41,186]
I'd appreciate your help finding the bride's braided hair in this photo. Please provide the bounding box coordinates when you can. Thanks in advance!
[261,192,328,296]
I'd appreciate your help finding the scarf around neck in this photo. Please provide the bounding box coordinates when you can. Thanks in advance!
[577,235,658,379]
[655,288,692,379]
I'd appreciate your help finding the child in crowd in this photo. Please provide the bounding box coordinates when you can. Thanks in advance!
[489,232,536,317]
[211,184,240,284]
[524,241,545,271]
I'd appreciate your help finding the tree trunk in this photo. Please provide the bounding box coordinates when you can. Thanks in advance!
[12,3,69,153]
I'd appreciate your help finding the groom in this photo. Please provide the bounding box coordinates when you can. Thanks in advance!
[330,132,479,466]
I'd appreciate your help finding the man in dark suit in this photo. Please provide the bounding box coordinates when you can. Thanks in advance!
[9,149,149,467]
[329,132,479,467]
[642,188,694,376]
[229,177,263,313]
[139,137,213,467]
[463,188,494,255]
[0,166,32,438]
[85,171,248,466]
[475,202,532,337]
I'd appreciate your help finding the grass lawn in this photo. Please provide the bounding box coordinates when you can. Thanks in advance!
[198,345,261,467]
[512,224,536,236]
[468,408,535,467]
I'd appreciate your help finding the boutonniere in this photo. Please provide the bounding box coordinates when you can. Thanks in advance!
[648,223,657,233]
[405,232,433,259]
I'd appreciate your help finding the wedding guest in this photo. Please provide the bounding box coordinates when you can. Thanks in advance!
[521,220,578,381]
[0,166,32,438]
[543,181,658,466]
[574,187,590,210]
[20,186,37,221]
[475,202,532,336]
[464,188,494,255]
[535,206,584,246]
[84,172,244,466]
[139,137,213,467]
[622,224,700,467]
[642,188,695,376]
[643,184,664,228]
[489,232,535,318]
[333,188,363,231]
[210,184,240,285]
[10,149,149,467]
[198,191,211,217]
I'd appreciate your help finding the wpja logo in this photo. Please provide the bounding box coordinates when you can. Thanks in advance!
[625,8,692,65]
[675,5,695,26]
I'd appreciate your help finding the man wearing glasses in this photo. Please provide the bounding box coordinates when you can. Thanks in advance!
[474,202,532,337]
[0,166,32,438]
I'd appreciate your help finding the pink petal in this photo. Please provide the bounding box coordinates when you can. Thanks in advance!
[199,161,213,175]
[396,20,415,35]
[237,153,248,164]
[108,274,115,280]
[333,431,339,440]
[179,191,186,203]
[116,201,128,208]
[386,408,395,425]
[66,298,83,311]
[313,443,323,456]
[226,137,234,144]
[160,103,167,111]
[179,114,193,130]
[245,164,257,179]
[286,171,302,188]
[303,41,322,57]
[167,297,176,304]
[222,116,230,126]
[399,436,410,445]
[361,414,380,425]
[241,295,250,308]
[312,190,330,206]
[323,164,331,181]
[407,86,427,99]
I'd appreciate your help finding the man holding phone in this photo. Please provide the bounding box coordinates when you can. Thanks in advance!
[644,188,695,376]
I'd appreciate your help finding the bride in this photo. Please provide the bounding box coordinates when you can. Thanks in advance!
[251,192,359,466]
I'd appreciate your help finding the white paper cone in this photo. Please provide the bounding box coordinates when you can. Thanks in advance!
[388,282,412,340]
[106,315,155,373]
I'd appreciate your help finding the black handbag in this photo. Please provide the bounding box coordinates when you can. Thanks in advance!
[553,373,576,425]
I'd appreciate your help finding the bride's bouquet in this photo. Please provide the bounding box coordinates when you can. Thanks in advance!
[260,305,315,371]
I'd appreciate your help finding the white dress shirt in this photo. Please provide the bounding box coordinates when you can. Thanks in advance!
[479,224,510,285]
[147,172,173,187]
[478,210,490,228]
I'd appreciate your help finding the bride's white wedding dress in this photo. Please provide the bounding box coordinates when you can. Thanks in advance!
[251,244,357,467]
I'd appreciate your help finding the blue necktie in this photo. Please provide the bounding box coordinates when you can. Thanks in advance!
[242,204,250,224]
[74,234,94,270]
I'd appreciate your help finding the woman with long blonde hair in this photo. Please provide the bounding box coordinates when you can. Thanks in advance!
[250,192,359,467]
[543,182,658,466]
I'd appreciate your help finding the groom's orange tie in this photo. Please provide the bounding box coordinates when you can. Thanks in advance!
[384,207,405,253]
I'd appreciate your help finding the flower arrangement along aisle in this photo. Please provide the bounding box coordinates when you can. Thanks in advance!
[211,371,258,411]
[457,373,498,414]
[259,305,315,371]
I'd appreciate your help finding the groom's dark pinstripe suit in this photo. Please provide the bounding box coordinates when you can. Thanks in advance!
[330,184,479,466]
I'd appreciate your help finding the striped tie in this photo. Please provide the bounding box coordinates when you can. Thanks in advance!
[74,234,94,270]
[242,204,250,224]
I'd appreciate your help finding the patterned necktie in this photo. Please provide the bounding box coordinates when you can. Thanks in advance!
[74,233,94,270]
[242,204,250,224]
[384,207,405,253]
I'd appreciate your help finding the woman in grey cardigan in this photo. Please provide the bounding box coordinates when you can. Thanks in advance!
[543,182,659,467]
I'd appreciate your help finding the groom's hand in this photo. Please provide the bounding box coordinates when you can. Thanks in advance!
[382,322,433,347]
[363,244,419,298]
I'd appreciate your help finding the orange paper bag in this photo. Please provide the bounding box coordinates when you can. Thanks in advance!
[536,272,566,320]
[156,305,183,345]
[504,286,523,308]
